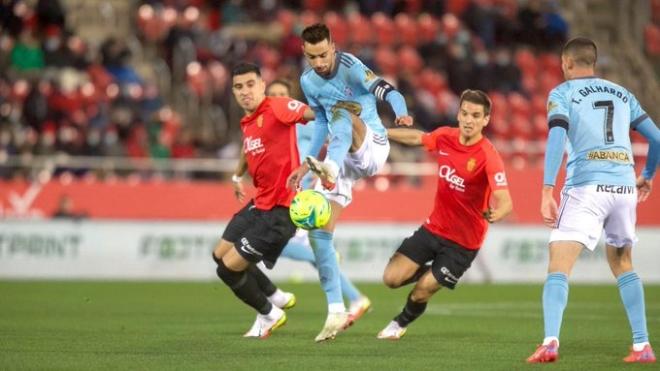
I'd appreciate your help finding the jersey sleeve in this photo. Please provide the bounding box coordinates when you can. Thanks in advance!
[484,143,509,191]
[271,97,309,126]
[346,57,382,93]
[546,85,570,130]
[628,93,650,130]
[421,127,449,152]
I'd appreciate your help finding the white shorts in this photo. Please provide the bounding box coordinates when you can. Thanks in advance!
[316,126,390,208]
[550,185,638,251]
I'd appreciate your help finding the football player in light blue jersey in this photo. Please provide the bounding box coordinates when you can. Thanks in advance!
[286,23,412,342]
[266,80,371,329]
[527,37,659,364]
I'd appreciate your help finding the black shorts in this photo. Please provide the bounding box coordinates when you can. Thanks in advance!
[396,226,478,289]
[221,201,297,269]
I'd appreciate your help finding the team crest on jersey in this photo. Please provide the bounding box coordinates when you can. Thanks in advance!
[466,158,476,172]
[256,115,263,128]
[343,85,353,97]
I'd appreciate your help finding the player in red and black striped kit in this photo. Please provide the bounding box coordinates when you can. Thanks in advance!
[212,63,314,339]
[377,89,513,339]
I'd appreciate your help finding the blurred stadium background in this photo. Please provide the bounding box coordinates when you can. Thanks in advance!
[0,1,659,369]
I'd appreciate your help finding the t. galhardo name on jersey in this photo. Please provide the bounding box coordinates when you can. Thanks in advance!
[439,165,465,192]
[577,85,628,103]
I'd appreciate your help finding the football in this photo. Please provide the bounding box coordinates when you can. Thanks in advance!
[289,190,332,230]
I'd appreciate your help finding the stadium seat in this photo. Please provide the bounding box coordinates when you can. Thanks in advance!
[398,46,423,74]
[417,13,440,44]
[323,12,349,48]
[371,12,397,46]
[346,13,372,45]
[394,13,418,46]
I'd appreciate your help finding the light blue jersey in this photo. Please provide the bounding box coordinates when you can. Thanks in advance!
[300,52,387,137]
[546,77,650,187]
[296,120,315,163]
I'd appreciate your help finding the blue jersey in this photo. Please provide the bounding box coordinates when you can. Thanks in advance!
[547,77,648,187]
[300,52,387,136]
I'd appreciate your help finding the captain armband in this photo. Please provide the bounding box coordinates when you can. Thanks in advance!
[372,80,396,100]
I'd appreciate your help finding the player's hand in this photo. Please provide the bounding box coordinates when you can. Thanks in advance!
[483,207,506,223]
[636,175,652,202]
[540,187,558,228]
[394,115,413,127]
[287,164,309,190]
[232,179,245,202]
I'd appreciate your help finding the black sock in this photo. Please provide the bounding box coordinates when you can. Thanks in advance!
[217,260,273,315]
[400,264,431,286]
[247,264,277,297]
[394,293,427,327]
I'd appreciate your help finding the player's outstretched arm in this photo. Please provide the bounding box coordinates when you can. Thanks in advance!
[485,189,513,223]
[387,128,423,146]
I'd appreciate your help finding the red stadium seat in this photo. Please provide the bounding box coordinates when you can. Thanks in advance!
[417,13,440,44]
[398,46,423,74]
[507,92,530,117]
[395,13,419,46]
[299,10,320,27]
[346,13,372,45]
[531,94,546,116]
[374,46,398,76]
[371,12,397,46]
[441,13,461,39]
[276,9,297,35]
[532,114,547,137]
[323,12,349,48]
[644,24,660,55]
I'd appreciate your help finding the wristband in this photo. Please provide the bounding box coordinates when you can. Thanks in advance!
[231,174,243,183]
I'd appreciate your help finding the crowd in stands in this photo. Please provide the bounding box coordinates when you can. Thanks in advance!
[8,0,641,182]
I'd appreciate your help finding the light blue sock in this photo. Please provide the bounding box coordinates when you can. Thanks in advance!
[280,240,316,263]
[281,234,360,302]
[617,271,649,344]
[326,108,353,167]
[309,229,343,307]
[543,272,569,339]
[340,272,361,302]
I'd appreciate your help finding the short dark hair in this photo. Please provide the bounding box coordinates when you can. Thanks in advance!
[561,37,597,67]
[267,79,292,93]
[459,89,492,116]
[301,23,331,44]
[231,62,261,78]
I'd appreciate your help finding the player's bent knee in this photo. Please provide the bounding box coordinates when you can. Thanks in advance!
[382,272,402,289]
[216,259,247,289]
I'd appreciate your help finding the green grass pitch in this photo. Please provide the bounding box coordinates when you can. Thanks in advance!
[1,281,658,370]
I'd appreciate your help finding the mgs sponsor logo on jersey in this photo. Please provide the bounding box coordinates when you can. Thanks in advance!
[438,165,466,192]
[586,150,631,163]
[244,136,265,155]
[494,172,508,187]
